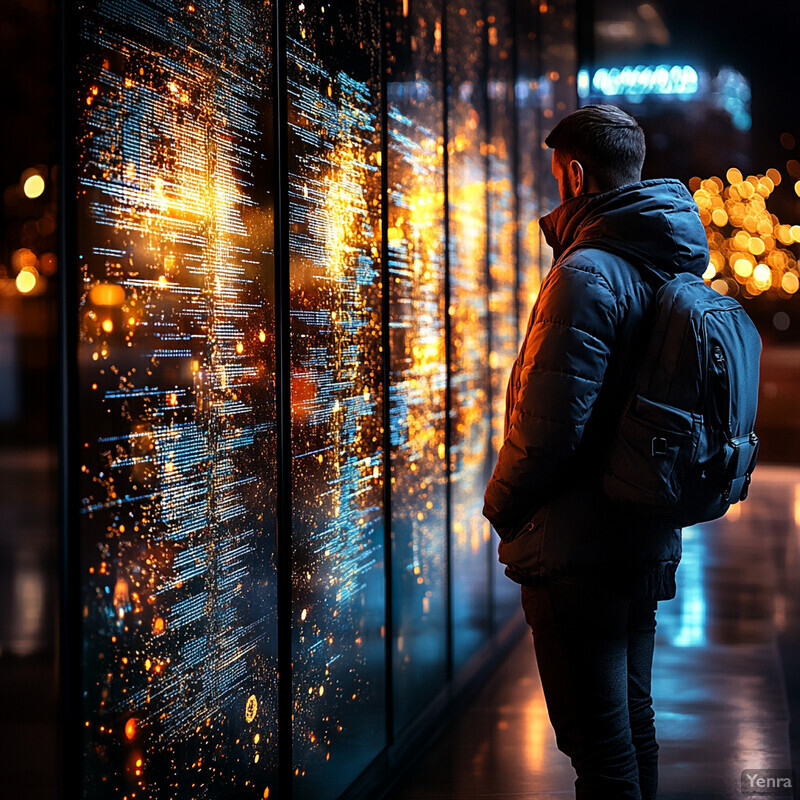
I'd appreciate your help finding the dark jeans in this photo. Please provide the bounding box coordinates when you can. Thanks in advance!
[521,574,659,800]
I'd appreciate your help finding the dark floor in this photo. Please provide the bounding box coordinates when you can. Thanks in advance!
[2,464,799,799]
[382,465,800,800]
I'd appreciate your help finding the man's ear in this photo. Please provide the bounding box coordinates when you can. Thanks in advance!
[568,159,585,195]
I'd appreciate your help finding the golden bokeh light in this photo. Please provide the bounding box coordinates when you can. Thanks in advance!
[726,168,742,184]
[89,283,125,306]
[16,268,38,294]
[710,278,729,295]
[23,174,46,199]
[782,272,799,294]
[694,168,800,298]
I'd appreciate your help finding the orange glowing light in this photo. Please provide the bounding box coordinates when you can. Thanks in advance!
[90,283,125,306]
[39,252,57,275]
[711,208,728,227]
[12,248,38,272]
[125,718,138,740]
[245,695,258,723]
[16,268,37,294]
[711,278,728,295]
[23,174,45,199]
[101,318,114,333]
[733,257,753,278]
[782,272,799,294]
[726,167,742,184]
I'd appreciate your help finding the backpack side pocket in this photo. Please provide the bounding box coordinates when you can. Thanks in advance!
[603,394,702,509]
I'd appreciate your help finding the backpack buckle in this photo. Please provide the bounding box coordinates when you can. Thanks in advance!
[651,436,668,457]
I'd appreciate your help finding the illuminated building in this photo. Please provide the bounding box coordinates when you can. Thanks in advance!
[67,0,577,798]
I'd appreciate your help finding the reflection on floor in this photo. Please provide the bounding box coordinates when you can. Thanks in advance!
[0,447,58,799]
[1,464,799,799]
[382,465,800,800]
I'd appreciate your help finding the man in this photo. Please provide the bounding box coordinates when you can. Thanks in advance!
[483,104,709,799]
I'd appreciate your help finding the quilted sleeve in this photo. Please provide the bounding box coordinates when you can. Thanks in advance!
[483,259,619,534]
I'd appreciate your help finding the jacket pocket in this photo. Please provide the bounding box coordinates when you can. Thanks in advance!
[497,505,547,573]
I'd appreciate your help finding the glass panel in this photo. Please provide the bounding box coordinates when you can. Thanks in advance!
[285,2,386,797]
[75,1,278,797]
[539,0,578,223]
[487,0,523,628]
[515,0,544,339]
[386,0,448,734]
[447,0,492,669]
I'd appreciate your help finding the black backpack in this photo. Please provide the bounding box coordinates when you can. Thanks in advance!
[601,264,762,527]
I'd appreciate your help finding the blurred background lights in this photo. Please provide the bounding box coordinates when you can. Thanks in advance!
[11,247,38,272]
[577,64,699,100]
[89,283,125,306]
[692,168,800,299]
[773,311,791,331]
[22,173,45,199]
[16,268,38,294]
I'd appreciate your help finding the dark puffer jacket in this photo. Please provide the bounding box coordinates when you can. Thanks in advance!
[482,178,709,601]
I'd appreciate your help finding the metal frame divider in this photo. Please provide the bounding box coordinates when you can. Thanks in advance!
[59,2,81,798]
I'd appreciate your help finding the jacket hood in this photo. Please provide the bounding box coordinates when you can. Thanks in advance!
[540,178,709,278]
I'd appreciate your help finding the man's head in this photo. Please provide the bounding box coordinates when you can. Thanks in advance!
[545,104,646,202]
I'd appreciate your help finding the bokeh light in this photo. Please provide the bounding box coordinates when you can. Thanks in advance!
[16,268,38,294]
[23,174,45,199]
[693,170,800,299]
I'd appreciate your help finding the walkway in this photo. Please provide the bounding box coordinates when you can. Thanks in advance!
[382,465,800,800]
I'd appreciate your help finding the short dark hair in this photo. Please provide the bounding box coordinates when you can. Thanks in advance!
[545,104,645,191]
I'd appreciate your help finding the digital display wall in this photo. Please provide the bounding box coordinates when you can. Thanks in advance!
[487,1,524,627]
[539,0,578,217]
[75,0,279,797]
[516,0,545,337]
[386,0,449,735]
[447,0,492,670]
[70,1,577,798]
[286,2,386,798]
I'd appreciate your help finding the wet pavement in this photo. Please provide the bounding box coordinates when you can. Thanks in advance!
[382,465,800,800]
